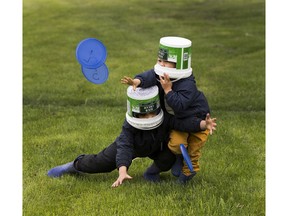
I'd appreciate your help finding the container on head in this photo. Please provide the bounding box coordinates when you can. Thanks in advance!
[126,86,163,130]
[154,36,192,79]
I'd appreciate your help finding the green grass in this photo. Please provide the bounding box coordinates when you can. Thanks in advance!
[23,0,265,215]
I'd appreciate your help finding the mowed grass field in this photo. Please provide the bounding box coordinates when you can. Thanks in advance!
[23,0,265,215]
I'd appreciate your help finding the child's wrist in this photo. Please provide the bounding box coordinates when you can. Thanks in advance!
[119,166,127,174]
[134,79,141,86]
[165,89,172,94]
[200,121,206,130]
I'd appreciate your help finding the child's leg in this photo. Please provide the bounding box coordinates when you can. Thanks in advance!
[144,143,177,182]
[168,130,189,177]
[47,142,118,178]
[183,129,209,175]
[74,141,118,173]
[168,130,189,154]
[47,161,78,178]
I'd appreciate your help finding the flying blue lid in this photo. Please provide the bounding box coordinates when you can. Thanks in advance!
[180,144,194,173]
[76,38,107,68]
[81,64,109,84]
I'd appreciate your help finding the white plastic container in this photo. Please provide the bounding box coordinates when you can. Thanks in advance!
[126,86,163,130]
[154,36,192,79]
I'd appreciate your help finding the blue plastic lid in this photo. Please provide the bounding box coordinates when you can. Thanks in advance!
[76,38,107,68]
[81,64,109,84]
[180,144,194,173]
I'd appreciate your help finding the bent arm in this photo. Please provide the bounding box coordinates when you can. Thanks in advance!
[165,112,217,134]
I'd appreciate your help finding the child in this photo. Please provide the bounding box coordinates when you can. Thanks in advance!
[47,85,216,187]
[121,36,216,183]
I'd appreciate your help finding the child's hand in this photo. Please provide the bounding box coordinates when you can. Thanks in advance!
[159,73,172,94]
[111,174,133,188]
[121,76,141,90]
[205,113,217,135]
[111,166,133,188]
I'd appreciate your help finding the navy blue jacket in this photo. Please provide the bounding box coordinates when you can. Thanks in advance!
[135,69,210,127]
[116,112,196,169]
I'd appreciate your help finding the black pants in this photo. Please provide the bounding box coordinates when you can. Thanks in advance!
[74,142,176,173]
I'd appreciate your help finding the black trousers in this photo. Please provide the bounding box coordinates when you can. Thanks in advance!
[74,142,176,173]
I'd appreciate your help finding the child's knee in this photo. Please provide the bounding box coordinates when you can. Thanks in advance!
[168,130,189,154]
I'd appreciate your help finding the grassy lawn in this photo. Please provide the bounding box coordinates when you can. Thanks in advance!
[23,0,265,215]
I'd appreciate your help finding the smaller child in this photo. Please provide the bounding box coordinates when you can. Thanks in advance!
[122,36,216,184]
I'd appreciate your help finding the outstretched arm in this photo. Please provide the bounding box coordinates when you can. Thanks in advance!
[166,112,217,133]
[122,69,157,89]
[121,76,141,90]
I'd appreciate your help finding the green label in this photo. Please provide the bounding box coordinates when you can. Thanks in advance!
[127,95,160,116]
[158,44,191,69]
[139,102,158,113]
[182,47,190,69]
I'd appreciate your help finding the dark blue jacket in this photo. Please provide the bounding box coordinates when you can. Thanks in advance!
[116,112,197,169]
[135,69,210,124]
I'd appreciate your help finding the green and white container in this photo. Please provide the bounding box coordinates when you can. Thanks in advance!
[126,86,164,130]
[154,36,193,79]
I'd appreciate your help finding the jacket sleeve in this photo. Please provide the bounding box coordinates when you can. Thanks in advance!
[165,78,199,113]
[134,69,157,88]
[116,120,136,169]
[163,112,203,132]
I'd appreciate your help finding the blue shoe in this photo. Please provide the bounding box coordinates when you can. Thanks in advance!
[171,155,183,177]
[177,171,197,184]
[47,162,77,178]
[143,163,161,182]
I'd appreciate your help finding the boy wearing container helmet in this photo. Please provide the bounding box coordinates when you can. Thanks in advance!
[47,85,216,187]
[121,36,215,184]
